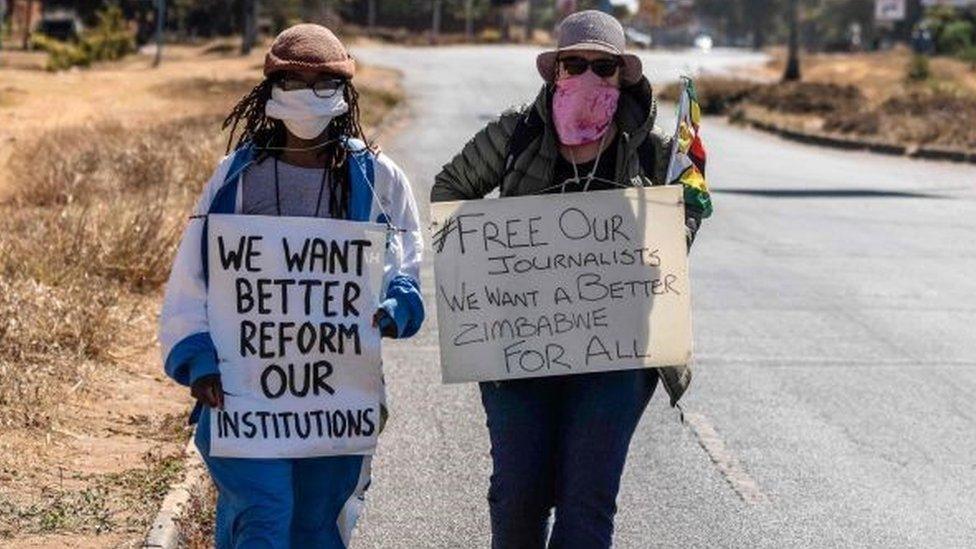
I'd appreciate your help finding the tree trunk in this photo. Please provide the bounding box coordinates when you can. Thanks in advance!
[154,0,166,67]
[367,0,376,36]
[752,18,765,50]
[241,0,259,56]
[22,0,34,50]
[465,0,473,41]
[499,7,510,42]
[431,0,442,44]
[783,0,801,81]
[525,0,535,43]
[0,0,6,52]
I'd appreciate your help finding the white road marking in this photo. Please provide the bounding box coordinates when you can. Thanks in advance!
[685,412,767,504]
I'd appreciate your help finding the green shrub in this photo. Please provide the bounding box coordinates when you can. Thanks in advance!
[907,54,931,82]
[937,20,974,55]
[958,46,976,70]
[29,6,134,71]
[30,33,91,71]
[81,6,135,61]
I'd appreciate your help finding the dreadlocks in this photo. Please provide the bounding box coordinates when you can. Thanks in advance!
[221,78,373,219]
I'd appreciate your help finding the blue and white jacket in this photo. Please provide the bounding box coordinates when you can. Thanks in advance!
[158,139,424,422]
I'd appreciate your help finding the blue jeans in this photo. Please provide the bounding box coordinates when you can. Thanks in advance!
[194,411,370,549]
[479,369,658,549]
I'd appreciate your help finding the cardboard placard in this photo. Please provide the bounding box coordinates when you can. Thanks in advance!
[431,187,692,383]
[206,214,386,458]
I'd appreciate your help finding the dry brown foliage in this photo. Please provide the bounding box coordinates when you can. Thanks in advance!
[0,115,225,430]
[747,81,864,115]
[661,75,976,150]
[658,77,759,115]
[175,479,217,548]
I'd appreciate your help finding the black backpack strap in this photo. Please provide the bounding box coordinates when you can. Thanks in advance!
[502,106,545,185]
[637,135,659,185]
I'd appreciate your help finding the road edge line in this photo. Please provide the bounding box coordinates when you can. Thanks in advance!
[143,436,207,549]
[685,412,767,505]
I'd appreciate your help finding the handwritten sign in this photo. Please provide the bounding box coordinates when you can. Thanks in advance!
[431,187,691,384]
[206,215,386,458]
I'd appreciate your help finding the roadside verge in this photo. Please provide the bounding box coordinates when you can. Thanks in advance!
[732,105,976,164]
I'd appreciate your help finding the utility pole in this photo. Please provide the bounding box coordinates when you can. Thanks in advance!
[153,0,165,67]
[465,0,473,41]
[783,0,801,81]
[431,0,441,44]
[22,0,33,50]
[367,0,377,36]
[242,0,259,55]
[499,5,510,42]
[0,0,6,54]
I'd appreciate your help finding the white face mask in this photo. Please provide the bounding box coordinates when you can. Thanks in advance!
[265,87,349,140]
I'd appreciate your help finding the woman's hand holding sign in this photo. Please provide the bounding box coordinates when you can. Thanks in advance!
[373,308,398,338]
[192,373,225,409]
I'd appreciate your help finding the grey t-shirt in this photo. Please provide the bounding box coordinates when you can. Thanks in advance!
[241,157,332,218]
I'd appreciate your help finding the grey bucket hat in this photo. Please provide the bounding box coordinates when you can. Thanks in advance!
[537,10,643,85]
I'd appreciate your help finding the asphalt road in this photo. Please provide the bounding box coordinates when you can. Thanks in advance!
[352,45,976,548]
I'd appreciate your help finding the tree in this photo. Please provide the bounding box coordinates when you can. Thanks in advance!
[153,0,165,67]
[22,0,34,49]
[367,0,376,35]
[783,0,800,81]
[431,0,441,42]
[241,0,258,55]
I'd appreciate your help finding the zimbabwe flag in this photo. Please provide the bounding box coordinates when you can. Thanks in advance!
[666,77,712,218]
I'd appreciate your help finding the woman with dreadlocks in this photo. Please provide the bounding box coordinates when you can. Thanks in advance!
[158,24,424,548]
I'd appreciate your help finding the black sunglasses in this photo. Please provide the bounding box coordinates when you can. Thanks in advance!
[559,56,621,78]
[274,76,346,98]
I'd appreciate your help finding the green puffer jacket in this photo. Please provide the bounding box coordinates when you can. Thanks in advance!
[431,76,697,406]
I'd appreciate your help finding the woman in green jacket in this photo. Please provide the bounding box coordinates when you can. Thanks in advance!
[431,10,710,549]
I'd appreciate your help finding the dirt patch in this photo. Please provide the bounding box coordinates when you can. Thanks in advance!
[0,87,27,108]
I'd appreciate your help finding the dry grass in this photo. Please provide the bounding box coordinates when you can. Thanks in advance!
[658,77,759,115]
[665,49,976,150]
[175,479,218,548]
[0,115,225,432]
[757,46,976,104]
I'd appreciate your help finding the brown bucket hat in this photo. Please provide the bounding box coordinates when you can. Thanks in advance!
[264,23,356,79]
[537,10,642,85]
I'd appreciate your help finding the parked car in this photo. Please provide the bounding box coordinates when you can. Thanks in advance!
[625,27,652,49]
[38,8,83,42]
[694,33,713,51]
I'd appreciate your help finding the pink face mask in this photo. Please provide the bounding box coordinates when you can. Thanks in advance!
[552,70,620,146]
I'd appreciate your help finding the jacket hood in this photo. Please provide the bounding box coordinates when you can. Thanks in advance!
[532,75,658,140]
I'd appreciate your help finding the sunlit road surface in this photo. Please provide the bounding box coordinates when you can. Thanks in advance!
[352,45,976,548]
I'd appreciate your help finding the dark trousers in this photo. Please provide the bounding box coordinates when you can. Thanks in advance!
[479,368,658,549]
